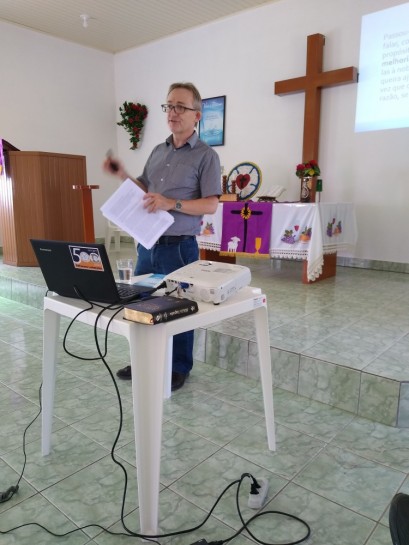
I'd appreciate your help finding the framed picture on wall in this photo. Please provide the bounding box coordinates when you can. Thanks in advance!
[198,95,226,146]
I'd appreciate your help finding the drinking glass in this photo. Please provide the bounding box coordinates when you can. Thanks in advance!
[116,259,134,282]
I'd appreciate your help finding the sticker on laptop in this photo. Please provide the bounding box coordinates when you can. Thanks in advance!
[69,245,104,271]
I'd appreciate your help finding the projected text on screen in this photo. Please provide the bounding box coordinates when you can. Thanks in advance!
[355,2,409,132]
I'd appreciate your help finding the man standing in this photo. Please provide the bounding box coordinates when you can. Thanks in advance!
[103,82,221,390]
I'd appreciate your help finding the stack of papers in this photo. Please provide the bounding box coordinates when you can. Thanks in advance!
[100,179,174,249]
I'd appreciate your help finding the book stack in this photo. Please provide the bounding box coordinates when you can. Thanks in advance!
[124,295,198,325]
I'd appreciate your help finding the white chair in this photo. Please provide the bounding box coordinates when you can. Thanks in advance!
[105,220,138,257]
[105,220,123,252]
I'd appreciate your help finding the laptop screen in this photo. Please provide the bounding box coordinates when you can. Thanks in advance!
[30,239,154,304]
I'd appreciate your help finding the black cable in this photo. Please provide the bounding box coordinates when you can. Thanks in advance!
[0,521,162,543]
[1,294,311,544]
[237,509,311,545]
[0,383,43,503]
[93,304,132,527]
[62,303,100,360]
[229,473,311,545]
[1,441,309,544]
[154,281,167,291]
[89,302,217,539]
[61,286,123,361]
[164,286,178,295]
[89,303,251,541]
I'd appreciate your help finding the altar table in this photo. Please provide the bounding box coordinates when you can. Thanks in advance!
[197,202,357,282]
[41,287,275,535]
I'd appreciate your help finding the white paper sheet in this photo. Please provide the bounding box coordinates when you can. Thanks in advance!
[100,178,174,249]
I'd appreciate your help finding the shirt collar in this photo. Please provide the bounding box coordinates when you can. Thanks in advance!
[166,131,199,149]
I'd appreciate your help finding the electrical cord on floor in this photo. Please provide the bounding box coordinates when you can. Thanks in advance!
[0,385,310,544]
[0,384,43,504]
[0,300,161,543]
[232,473,311,545]
[76,303,312,545]
[0,468,310,544]
[0,295,311,545]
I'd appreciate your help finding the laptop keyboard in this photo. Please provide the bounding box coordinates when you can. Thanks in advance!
[117,283,141,297]
[116,283,153,301]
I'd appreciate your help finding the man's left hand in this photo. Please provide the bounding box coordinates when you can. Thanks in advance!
[143,192,174,213]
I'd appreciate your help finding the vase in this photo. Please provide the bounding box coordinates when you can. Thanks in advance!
[300,176,317,203]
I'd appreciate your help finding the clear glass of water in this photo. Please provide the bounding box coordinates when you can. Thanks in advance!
[116,259,134,282]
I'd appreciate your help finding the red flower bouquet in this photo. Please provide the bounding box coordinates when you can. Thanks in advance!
[295,160,320,178]
[117,101,148,149]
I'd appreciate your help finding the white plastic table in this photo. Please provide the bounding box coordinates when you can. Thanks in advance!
[41,286,275,535]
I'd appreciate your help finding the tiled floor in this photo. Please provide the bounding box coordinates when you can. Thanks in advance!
[1,245,409,544]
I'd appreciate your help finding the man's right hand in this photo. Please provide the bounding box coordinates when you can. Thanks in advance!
[102,155,127,180]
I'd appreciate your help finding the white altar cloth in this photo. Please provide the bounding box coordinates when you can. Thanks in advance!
[197,202,357,281]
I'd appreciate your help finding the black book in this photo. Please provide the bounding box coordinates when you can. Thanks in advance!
[123,295,198,325]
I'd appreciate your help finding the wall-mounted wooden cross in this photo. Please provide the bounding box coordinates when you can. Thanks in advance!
[274,33,358,162]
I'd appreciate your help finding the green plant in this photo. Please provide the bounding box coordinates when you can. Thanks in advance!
[117,101,148,149]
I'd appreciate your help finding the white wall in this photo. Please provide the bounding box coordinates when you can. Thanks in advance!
[114,0,409,264]
[0,20,117,240]
[1,0,408,264]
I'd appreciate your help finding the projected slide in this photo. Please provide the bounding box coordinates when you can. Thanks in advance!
[355,2,409,132]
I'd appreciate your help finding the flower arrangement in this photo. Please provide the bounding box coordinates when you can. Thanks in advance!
[117,101,148,149]
[295,159,320,178]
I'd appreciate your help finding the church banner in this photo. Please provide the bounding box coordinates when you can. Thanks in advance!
[220,202,272,257]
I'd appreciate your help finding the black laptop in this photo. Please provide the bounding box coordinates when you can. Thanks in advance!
[31,239,156,304]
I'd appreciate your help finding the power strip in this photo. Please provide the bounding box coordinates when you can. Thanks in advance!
[248,478,269,509]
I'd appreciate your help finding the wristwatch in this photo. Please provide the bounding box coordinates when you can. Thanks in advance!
[174,199,182,211]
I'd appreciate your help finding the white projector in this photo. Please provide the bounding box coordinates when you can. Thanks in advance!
[164,260,251,304]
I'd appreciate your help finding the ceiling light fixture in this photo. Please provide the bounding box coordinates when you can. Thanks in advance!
[80,14,90,28]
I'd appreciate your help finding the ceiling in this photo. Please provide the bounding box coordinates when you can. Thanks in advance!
[0,0,278,53]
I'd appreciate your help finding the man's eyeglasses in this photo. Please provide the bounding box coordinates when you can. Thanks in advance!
[161,104,197,114]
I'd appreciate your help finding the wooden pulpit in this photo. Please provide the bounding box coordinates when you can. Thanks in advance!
[72,185,100,244]
[0,140,97,266]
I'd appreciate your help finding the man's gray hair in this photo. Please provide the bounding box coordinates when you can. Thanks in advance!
[167,82,202,111]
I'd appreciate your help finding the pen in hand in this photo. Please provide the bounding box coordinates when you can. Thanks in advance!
[106,149,119,172]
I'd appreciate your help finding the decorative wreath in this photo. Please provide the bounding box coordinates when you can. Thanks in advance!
[226,162,262,201]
